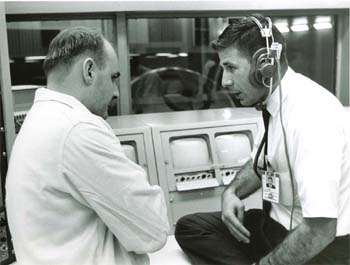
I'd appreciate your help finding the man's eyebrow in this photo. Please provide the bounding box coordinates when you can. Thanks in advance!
[222,62,238,67]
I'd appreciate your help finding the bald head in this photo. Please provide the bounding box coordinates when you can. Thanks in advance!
[43,27,120,120]
[43,27,106,77]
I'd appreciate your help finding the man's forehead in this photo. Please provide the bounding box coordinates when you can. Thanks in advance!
[219,46,249,65]
[219,45,244,57]
[103,40,119,68]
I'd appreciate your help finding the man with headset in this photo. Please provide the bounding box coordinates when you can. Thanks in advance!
[175,15,350,265]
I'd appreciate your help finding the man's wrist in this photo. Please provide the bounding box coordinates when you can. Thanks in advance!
[224,183,237,195]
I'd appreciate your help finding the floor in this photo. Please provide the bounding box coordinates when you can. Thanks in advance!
[150,235,191,265]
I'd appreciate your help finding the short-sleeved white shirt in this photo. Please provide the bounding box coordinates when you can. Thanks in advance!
[6,88,170,265]
[259,68,350,236]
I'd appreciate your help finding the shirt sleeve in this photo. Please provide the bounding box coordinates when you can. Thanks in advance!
[61,121,170,253]
[291,109,342,219]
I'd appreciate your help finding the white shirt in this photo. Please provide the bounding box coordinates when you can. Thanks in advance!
[255,67,350,235]
[6,88,170,265]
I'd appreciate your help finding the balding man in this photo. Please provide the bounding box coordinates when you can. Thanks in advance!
[6,27,169,265]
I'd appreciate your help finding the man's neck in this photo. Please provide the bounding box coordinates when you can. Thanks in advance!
[255,64,288,110]
[47,77,82,99]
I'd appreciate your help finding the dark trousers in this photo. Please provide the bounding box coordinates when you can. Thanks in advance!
[175,209,349,265]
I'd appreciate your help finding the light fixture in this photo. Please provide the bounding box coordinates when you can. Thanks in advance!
[24,55,46,62]
[178,53,188,57]
[315,16,331,23]
[290,24,309,32]
[291,17,309,32]
[155,53,173,57]
[313,22,332,30]
[275,22,290,33]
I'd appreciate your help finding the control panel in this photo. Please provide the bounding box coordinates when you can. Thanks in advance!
[175,171,219,191]
[221,168,239,185]
[0,209,15,264]
[0,211,9,262]
[14,111,27,134]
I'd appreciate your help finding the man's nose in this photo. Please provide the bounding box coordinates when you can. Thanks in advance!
[221,72,234,88]
[113,87,119,99]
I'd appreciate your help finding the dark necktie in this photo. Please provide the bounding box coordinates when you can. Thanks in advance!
[262,109,272,213]
[253,108,270,175]
[253,108,271,214]
[262,108,270,169]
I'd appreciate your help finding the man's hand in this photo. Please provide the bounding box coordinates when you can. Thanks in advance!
[221,188,251,243]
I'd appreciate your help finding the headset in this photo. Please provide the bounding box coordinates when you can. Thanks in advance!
[247,15,296,231]
[248,16,277,89]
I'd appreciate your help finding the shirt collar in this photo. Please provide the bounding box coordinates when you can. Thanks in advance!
[264,67,294,117]
[34,87,91,114]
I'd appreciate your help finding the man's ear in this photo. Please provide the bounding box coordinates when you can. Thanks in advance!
[82,58,96,85]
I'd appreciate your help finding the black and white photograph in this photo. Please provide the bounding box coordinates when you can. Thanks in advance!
[0,1,349,264]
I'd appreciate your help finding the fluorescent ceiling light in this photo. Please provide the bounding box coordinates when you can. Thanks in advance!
[25,56,46,61]
[315,16,331,23]
[178,53,188,57]
[293,17,308,25]
[155,53,173,57]
[291,24,309,32]
[313,22,332,30]
[275,23,290,33]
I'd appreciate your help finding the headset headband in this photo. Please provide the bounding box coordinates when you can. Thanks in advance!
[248,16,273,38]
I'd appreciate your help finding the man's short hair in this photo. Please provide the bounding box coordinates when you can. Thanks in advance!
[43,27,106,76]
[211,14,287,65]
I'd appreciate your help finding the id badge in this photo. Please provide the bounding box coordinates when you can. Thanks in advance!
[262,171,280,203]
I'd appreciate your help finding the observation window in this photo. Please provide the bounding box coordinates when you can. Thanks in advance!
[128,14,336,114]
[6,18,119,124]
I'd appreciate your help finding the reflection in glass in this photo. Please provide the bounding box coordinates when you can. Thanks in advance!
[7,19,117,120]
[7,19,117,130]
[131,66,235,114]
[128,17,235,114]
[7,20,116,86]
[128,15,336,114]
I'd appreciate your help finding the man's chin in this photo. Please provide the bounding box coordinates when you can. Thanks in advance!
[91,109,108,120]
[239,98,263,107]
[238,99,250,107]
[102,111,108,120]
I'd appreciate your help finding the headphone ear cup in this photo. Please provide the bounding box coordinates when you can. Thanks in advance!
[249,48,275,88]
[258,57,274,79]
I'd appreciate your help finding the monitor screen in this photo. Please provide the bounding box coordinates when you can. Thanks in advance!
[170,137,210,169]
[121,143,138,164]
[215,133,251,165]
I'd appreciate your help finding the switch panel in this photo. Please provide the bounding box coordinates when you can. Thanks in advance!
[175,171,219,191]
[0,211,9,262]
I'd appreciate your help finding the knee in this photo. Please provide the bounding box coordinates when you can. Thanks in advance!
[175,212,217,239]
[175,212,224,252]
[174,213,202,248]
[175,213,198,238]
